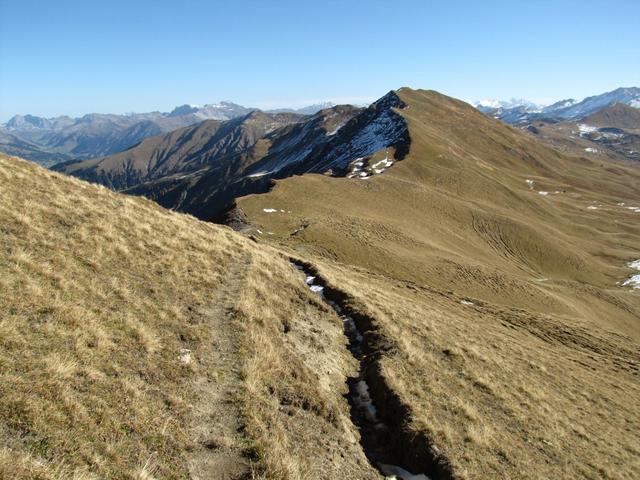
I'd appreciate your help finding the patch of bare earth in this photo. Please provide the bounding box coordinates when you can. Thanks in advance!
[187,251,254,480]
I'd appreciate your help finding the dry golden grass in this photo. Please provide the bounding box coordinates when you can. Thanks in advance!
[0,154,367,479]
[314,262,640,479]
[0,154,388,479]
[0,154,257,478]
[238,89,640,478]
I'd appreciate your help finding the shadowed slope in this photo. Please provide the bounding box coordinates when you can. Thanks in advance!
[55,111,305,190]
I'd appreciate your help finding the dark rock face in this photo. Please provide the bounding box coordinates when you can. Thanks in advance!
[56,91,411,221]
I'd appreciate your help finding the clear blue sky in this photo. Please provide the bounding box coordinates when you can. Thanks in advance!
[1,0,638,121]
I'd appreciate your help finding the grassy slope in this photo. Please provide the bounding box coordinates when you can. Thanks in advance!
[238,89,640,478]
[0,154,378,479]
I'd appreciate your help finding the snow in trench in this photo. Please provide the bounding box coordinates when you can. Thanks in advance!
[295,265,431,480]
[538,191,549,197]
[372,158,394,169]
[247,170,276,178]
[327,122,346,136]
[526,179,534,189]
[585,147,598,153]
[262,208,291,214]
[379,464,431,480]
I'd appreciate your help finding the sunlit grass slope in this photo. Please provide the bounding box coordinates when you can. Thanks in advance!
[238,88,640,479]
[0,154,379,480]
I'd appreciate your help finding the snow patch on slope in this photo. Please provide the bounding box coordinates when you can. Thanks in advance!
[622,260,640,289]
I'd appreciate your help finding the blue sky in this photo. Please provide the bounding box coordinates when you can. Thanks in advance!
[0,0,638,121]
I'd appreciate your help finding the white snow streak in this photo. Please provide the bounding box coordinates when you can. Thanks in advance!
[622,260,640,289]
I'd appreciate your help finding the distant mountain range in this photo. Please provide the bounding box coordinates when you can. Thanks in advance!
[474,87,640,162]
[49,85,640,223]
[0,101,336,165]
[4,87,639,170]
[266,102,335,115]
[475,87,640,125]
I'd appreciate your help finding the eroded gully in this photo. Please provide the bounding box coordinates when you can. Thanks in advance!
[292,260,455,480]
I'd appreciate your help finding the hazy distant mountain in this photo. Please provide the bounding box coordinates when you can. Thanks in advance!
[167,101,254,120]
[0,128,74,167]
[267,102,335,115]
[5,114,75,131]
[2,111,198,164]
[475,98,542,112]
[1,101,342,166]
[476,87,640,125]
[2,106,253,163]
[554,87,640,120]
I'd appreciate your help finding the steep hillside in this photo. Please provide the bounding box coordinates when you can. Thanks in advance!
[58,95,412,221]
[0,105,252,165]
[55,111,307,191]
[0,154,399,480]
[238,88,640,479]
[1,102,336,166]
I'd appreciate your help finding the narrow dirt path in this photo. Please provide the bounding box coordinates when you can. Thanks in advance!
[187,251,253,480]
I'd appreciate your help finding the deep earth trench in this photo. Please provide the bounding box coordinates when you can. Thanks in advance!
[291,260,456,480]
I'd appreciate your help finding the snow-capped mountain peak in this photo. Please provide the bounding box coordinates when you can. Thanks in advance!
[476,87,640,125]
[474,98,542,112]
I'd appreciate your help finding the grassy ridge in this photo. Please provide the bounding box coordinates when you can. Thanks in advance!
[238,88,640,478]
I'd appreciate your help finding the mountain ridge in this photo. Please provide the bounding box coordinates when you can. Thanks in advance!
[234,87,640,479]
